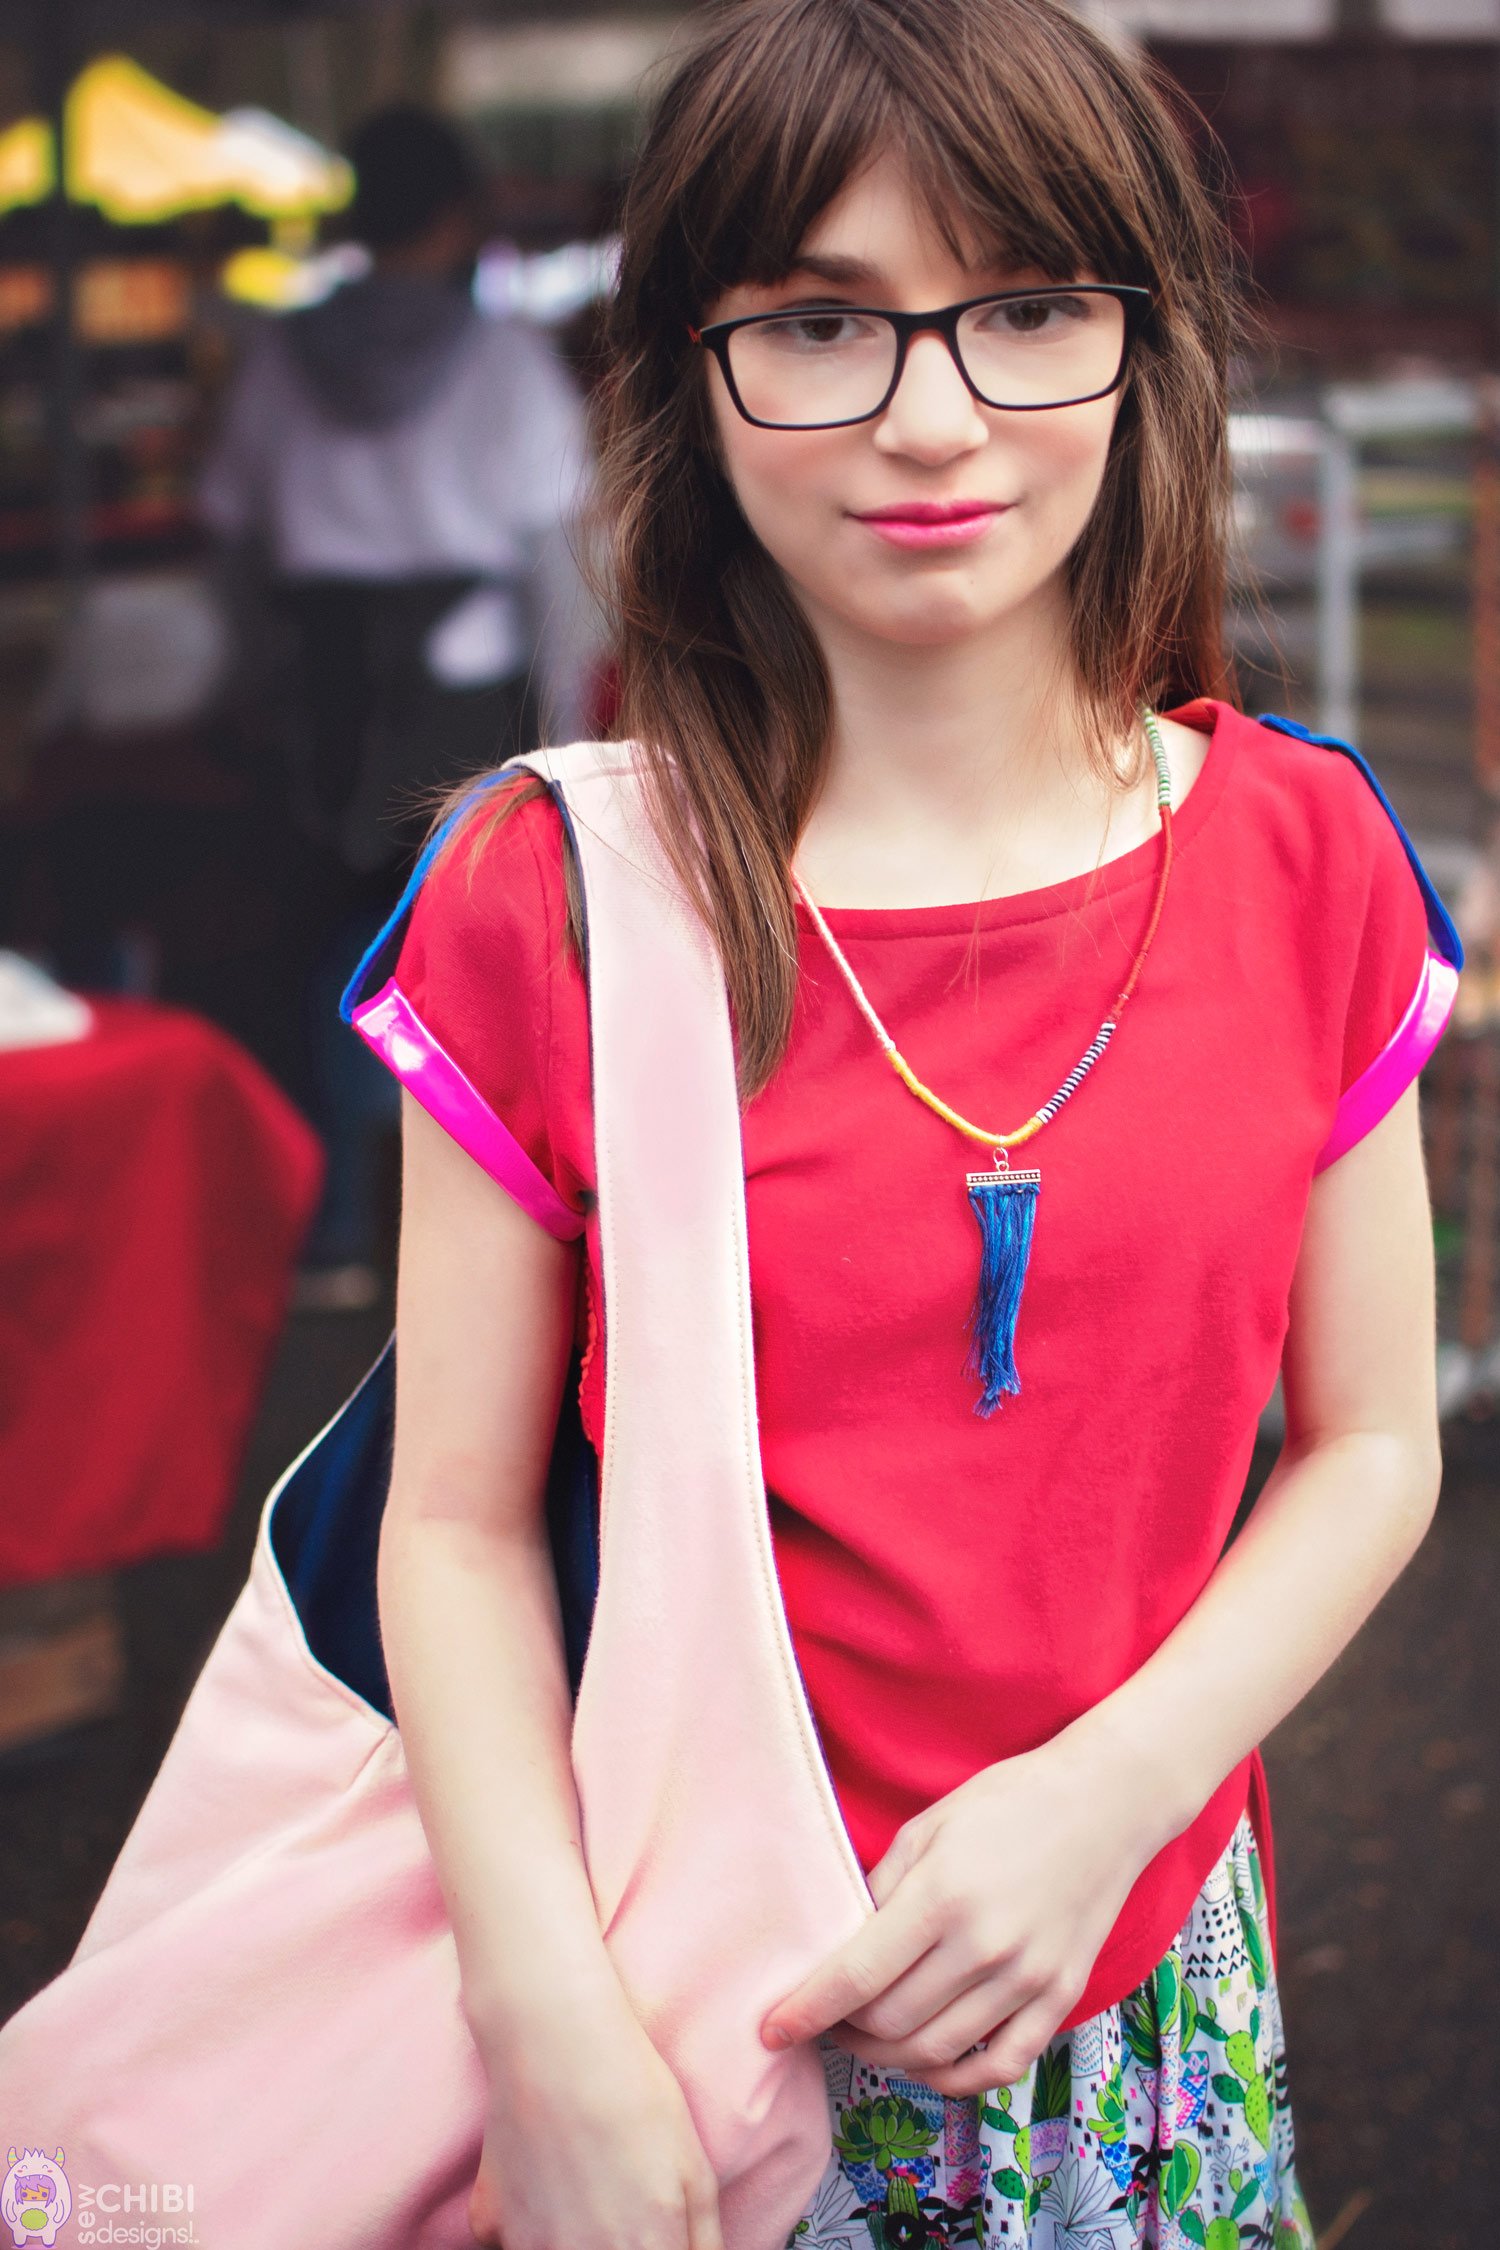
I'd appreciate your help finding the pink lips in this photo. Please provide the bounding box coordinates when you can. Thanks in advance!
[853,501,1009,550]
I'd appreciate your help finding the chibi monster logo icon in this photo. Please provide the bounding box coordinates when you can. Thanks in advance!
[1,2150,70,2248]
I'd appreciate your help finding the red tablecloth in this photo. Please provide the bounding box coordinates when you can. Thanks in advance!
[0,1000,322,1587]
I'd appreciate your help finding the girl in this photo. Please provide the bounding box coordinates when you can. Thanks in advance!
[365,2,1446,2246]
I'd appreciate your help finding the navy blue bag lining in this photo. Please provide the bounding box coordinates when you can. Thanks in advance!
[269,1342,600,1717]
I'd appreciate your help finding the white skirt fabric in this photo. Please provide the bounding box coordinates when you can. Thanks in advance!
[793,1818,1312,2250]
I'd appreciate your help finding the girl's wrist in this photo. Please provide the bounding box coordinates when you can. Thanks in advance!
[1048,1696,1202,1869]
[465,1960,656,2105]
[461,1929,633,2065]
[447,1842,610,2033]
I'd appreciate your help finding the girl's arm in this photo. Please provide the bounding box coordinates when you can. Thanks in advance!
[381,1095,722,2250]
[764,1083,1441,2090]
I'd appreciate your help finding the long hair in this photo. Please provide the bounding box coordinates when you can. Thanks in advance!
[505,0,1236,1095]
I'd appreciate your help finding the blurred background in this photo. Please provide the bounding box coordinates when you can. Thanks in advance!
[0,1,1498,2245]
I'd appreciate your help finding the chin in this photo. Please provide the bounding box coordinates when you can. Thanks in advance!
[838,554,1033,644]
[854,593,996,648]
[791,553,1032,651]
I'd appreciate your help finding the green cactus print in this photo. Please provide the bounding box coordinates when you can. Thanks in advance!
[833,2096,939,2174]
[1210,2028,1273,2151]
[886,2174,923,2221]
[1159,2141,1201,2218]
[1085,2060,1127,2150]
[789,1819,1313,2250]
[1032,2047,1071,2125]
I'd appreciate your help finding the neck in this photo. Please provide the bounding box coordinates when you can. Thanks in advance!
[795,578,1151,911]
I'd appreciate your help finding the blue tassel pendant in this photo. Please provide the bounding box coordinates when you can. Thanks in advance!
[964,1158,1040,1416]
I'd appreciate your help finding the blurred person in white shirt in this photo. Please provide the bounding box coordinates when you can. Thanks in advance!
[201,107,599,1303]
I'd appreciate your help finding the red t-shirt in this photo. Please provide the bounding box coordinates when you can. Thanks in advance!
[390,700,1430,2022]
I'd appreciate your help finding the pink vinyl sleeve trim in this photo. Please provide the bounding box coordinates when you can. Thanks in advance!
[1314,949,1458,1174]
[350,977,585,1240]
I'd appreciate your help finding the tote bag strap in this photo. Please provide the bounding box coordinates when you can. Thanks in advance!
[511,743,870,2248]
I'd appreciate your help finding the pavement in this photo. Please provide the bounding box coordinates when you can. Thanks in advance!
[0,1301,1496,2250]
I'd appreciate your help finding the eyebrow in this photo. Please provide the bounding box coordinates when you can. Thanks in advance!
[777,253,886,289]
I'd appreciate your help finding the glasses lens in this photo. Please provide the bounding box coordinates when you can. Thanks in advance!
[957,292,1126,409]
[725,310,899,428]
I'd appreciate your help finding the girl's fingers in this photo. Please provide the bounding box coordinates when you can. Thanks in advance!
[831,1977,1011,2079]
[685,2177,725,2250]
[924,1993,1073,2099]
[962,1993,1069,2091]
[831,1965,1078,2097]
[762,1908,936,2047]
[919,2039,1017,2100]
[465,2178,503,2247]
[862,1823,929,1908]
[841,1944,994,2042]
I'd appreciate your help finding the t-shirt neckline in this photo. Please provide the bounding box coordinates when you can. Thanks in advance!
[799,697,1234,938]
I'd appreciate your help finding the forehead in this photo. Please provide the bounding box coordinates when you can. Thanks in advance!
[770,153,1032,291]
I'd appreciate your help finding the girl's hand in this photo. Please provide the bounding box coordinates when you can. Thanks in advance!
[467,1993,722,2250]
[761,1728,1156,2097]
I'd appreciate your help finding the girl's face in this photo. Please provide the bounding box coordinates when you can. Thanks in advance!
[702,155,1123,655]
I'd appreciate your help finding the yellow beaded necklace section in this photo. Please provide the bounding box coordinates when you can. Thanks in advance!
[794,708,1175,1153]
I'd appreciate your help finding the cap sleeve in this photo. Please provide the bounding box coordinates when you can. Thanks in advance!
[354,789,594,1235]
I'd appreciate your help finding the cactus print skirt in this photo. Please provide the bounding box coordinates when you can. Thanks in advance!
[790,1818,1313,2250]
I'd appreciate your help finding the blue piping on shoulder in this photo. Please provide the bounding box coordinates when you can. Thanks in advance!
[1258,714,1464,973]
[339,767,522,1025]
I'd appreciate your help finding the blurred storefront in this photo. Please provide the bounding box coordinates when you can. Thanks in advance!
[441,15,682,244]
[0,7,662,1088]
[1131,8,1500,374]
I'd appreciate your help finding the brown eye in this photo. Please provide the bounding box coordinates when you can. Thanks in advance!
[976,295,1090,338]
[754,311,885,352]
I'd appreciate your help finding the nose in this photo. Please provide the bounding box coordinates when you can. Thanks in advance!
[873,329,987,464]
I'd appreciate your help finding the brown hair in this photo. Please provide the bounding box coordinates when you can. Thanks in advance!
[502,0,1236,1094]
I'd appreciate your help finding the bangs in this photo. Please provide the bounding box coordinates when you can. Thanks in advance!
[636,0,1168,321]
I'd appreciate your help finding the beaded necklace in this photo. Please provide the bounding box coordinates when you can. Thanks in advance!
[794,709,1175,1415]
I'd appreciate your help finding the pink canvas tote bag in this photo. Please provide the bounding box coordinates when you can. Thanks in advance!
[0,744,871,2250]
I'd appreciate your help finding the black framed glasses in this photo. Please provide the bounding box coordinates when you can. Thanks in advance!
[691,285,1152,431]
